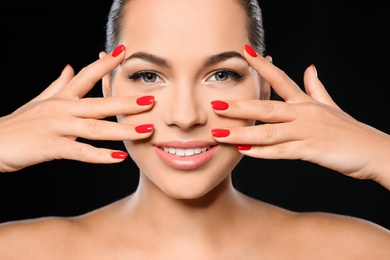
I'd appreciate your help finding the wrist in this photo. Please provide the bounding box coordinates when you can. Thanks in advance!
[369,131,390,191]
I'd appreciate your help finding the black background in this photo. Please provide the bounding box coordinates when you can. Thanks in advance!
[1,1,389,229]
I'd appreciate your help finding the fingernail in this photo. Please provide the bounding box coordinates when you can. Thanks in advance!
[135,124,154,133]
[236,145,251,151]
[211,100,229,111]
[111,151,128,159]
[112,44,125,57]
[137,95,155,106]
[311,64,318,77]
[244,44,257,58]
[211,129,230,138]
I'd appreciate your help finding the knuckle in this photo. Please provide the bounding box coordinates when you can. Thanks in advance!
[260,101,275,114]
[85,98,104,116]
[72,143,90,159]
[32,99,64,118]
[70,142,103,163]
[86,119,104,136]
[302,102,324,118]
[275,143,289,156]
[263,123,278,140]
[258,101,282,122]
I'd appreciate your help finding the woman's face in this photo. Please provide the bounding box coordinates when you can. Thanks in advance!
[105,0,266,199]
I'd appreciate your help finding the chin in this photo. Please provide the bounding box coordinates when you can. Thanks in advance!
[160,182,218,200]
[147,164,236,202]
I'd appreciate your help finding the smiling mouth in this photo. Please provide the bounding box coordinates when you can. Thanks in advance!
[160,146,213,157]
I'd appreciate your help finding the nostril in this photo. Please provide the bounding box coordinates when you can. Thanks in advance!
[162,92,208,129]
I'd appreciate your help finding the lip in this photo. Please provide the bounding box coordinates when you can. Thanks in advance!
[153,140,218,170]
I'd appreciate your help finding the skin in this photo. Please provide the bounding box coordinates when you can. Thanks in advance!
[102,0,266,200]
[0,0,390,259]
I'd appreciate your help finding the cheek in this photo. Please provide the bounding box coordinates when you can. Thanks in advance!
[245,70,261,100]
[211,74,261,102]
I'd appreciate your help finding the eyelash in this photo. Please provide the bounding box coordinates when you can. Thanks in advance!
[126,69,245,83]
[126,71,162,82]
[208,69,245,82]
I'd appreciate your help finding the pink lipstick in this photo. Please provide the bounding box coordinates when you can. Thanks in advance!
[154,141,217,170]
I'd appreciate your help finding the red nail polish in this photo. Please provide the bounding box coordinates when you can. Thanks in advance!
[244,44,257,58]
[111,151,128,159]
[211,100,229,111]
[136,124,154,133]
[311,64,318,77]
[112,44,125,57]
[137,95,155,106]
[236,145,251,151]
[211,129,230,138]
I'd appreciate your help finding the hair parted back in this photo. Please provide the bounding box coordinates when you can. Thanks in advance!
[105,0,265,55]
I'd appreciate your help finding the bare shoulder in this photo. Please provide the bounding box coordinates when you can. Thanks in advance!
[0,217,81,259]
[239,196,390,259]
[287,211,390,259]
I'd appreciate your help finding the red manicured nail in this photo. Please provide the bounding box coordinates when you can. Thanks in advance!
[211,100,229,111]
[244,44,257,58]
[135,124,154,133]
[236,145,252,151]
[111,151,128,159]
[137,95,155,106]
[311,64,318,77]
[112,44,125,57]
[211,129,230,138]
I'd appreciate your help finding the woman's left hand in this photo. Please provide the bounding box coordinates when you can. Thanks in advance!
[211,45,390,190]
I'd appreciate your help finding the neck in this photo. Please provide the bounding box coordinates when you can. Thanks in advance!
[125,173,244,238]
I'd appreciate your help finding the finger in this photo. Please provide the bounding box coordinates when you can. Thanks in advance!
[236,142,302,160]
[62,119,154,141]
[56,138,128,164]
[30,64,75,102]
[303,65,340,108]
[211,99,297,123]
[69,95,155,119]
[212,123,300,146]
[99,51,106,59]
[60,44,126,99]
[243,45,308,103]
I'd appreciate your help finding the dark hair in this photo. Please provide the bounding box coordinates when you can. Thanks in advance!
[105,0,265,55]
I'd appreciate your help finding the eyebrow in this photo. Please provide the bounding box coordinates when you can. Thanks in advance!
[123,51,246,68]
[123,52,172,68]
[202,51,246,67]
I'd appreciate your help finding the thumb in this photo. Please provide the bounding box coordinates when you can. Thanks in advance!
[304,64,339,108]
[30,64,75,102]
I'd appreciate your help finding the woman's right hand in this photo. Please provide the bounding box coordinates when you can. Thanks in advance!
[0,45,155,172]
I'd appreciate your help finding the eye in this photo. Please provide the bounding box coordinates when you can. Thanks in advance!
[127,71,164,83]
[207,70,244,82]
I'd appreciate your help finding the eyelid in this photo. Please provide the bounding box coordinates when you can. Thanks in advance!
[205,69,245,82]
[126,70,165,83]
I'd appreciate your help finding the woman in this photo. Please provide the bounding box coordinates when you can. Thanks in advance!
[0,0,390,258]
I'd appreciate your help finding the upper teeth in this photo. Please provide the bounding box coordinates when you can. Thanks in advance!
[162,147,209,157]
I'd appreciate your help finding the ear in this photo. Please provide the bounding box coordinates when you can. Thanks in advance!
[258,55,272,100]
[99,51,112,97]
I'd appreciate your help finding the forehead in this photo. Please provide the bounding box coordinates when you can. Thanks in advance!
[121,0,249,54]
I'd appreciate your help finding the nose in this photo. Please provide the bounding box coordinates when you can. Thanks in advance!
[162,85,207,130]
